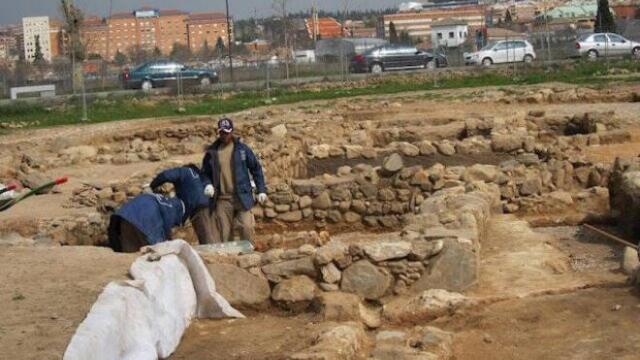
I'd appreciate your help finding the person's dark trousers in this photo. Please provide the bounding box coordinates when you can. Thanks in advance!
[120,220,148,253]
[191,207,217,244]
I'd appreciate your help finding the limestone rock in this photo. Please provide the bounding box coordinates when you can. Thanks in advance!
[278,210,303,222]
[271,124,288,138]
[411,237,478,292]
[261,256,317,282]
[312,191,332,210]
[417,140,436,156]
[289,322,367,360]
[362,241,412,262]
[382,153,404,175]
[237,253,262,268]
[463,164,497,183]
[315,242,349,265]
[384,289,475,324]
[341,260,392,300]
[321,262,342,284]
[435,141,456,156]
[272,275,318,311]
[207,263,271,309]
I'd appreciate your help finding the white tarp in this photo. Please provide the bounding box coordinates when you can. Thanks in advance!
[63,240,244,360]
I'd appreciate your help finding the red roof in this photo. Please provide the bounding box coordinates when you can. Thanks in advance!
[306,17,343,39]
[110,12,134,20]
[188,12,228,22]
[159,9,188,16]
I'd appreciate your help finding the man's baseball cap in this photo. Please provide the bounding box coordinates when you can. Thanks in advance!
[218,117,234,133]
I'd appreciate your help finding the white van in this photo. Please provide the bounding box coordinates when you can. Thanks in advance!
[464,40,536,66]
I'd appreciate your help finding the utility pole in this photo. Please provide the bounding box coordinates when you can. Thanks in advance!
[103,0,113,90]
[225,0,234,86]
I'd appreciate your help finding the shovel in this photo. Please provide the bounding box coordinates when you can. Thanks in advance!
[0,176,69,212]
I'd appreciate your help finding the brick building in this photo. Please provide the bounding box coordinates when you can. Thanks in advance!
[187,12,231,53]
[79,8,231,61]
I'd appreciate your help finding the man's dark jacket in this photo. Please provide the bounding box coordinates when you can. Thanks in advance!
[150,167,209,221]
[201,137,266,211]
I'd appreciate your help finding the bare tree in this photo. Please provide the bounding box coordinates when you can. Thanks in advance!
[340,0,352,80]
[273,0,290,79]
[60,0,84,94]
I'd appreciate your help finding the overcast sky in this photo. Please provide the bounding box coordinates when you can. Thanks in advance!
[1,0,402,25]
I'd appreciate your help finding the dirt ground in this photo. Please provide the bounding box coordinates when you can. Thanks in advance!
[171,215,638,359]
[3,83,640,359]
[0,246,135,360]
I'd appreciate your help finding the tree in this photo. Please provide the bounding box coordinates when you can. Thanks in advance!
[87,53,102,60]
[399,31,411,45]
[33,35,46,64]
[199,40,215,61]
[127,45,150,64]
[152,47,162,59]
[504,9,513,24]
[273,0,290,79]
[389,21,398,43]
[595,0,616,33]
[170,43,192,62]
[215,37,226,57]
[114,50,127,66]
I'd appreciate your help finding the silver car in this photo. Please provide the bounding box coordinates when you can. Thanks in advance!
[575,33,640,59]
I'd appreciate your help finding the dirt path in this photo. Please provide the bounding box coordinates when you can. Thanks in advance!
[437,216,639,359]
[172,313,319,360]
[0,246,135,360]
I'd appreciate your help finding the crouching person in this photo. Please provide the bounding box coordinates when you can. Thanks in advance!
[108,193,185,253]
[149,164,216,244]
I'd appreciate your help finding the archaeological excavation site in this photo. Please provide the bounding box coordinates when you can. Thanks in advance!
[3,81,640,360]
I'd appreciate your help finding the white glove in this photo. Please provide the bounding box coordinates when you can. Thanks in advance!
[204,185,215,198]
[257,193,268,205]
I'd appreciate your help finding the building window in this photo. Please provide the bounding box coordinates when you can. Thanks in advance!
[449,32,454,39]
[437,33,443,40]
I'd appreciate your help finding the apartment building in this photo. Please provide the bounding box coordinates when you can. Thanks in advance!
[22,16,52,62]
[187,12,231,53]
[79,8,230,61]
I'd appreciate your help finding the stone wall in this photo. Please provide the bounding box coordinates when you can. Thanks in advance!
[205,181,499,313]
[610,158,640,238]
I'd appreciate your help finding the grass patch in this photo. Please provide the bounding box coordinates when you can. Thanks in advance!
[2,60,640,129]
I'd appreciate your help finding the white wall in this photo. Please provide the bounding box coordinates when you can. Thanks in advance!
[431,24,468,48]
[22,16,52,62]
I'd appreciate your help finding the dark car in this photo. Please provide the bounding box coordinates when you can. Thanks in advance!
[122,60,218,90]
[350,44,447,74]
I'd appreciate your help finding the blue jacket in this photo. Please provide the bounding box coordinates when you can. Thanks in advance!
[150,167,209,221]
[108,193,185,251]
[201,138,266,211]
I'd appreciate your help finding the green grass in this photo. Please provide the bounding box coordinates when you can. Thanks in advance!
[2,60,640,129]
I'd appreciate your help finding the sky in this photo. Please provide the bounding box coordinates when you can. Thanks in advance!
[0,0,402,25]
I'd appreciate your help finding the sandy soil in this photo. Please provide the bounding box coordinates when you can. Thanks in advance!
[0,246,135,360]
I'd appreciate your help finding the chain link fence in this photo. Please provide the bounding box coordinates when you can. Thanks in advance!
[2,24,640,100]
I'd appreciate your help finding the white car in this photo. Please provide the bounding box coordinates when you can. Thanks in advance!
[574,33,640,59]
[465,40,536,66]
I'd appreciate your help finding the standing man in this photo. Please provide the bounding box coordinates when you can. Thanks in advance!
[150,164,216,244]
[202,117,267,243]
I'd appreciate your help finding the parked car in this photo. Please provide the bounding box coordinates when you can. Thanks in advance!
[122,60,218,90]
[574,33,640,59]
[350,44,447,74]
[464,40,536,66]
